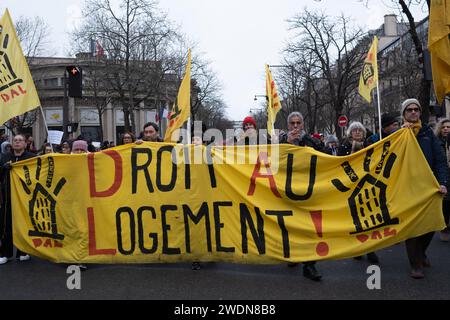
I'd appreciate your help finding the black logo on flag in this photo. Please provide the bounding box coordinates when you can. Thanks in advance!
[362,63,375,86]
[0,28,23,92]
[19,157,66,240]
[331,142,399,234]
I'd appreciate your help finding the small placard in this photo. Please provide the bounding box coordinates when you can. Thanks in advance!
[48,130,64,145]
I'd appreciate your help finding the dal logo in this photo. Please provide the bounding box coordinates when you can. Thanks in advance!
[0,28,27,102]
[19,157,66,248]
[331,141,400,235]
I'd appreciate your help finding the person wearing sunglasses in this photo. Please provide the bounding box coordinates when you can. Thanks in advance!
[278,112,323,151]
[278,112,323,281]
[401,98,448,279]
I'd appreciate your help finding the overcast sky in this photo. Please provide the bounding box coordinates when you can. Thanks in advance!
[1,0,428,121]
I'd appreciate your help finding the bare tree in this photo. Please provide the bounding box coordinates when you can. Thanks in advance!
[396,0,432,122]
[71,0,181,133]
[80,61,114,142]
[71,0,231,135]
[190,55,224,121]
[360,0,432,121]
[284,10,368,139]
[15,15,52,60]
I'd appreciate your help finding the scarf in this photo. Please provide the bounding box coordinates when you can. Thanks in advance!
[403,118,422,136]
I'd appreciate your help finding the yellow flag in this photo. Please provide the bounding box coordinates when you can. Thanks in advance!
[266,65,282,136]
[428,0,450,104]
[358,36,379,103]
[0,9,41,125]
[164,49,191,142]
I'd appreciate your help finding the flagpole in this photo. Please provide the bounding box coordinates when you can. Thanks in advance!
[376,80,382,140]
[39,106,54,153]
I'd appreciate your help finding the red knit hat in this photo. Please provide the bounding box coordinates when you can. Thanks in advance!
[242,116,257,129]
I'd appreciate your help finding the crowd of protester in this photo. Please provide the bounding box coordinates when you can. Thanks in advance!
[0,99,449,281]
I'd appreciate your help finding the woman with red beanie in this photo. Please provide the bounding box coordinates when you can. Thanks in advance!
[236,116,270,145]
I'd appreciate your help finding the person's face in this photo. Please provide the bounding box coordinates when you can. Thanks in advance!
[441,121,450,137]
[404,104,421,123]
[61,143,71,154]
[244,122,255,131]
[328,141,337,148]
[72,148,87,154]
[383,121,400,134]
[351,128,364,141]
[27,136,33,145]
[143,125,158,141]
[288,116,304,132]
[12,135,26,152]
[45,146,53,154]
[123,134,133,144]
[192,136,203,146]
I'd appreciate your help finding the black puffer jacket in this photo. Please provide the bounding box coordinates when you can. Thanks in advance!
[337,139,369,156]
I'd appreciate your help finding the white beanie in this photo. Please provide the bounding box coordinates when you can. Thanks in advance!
[401,98,421,116]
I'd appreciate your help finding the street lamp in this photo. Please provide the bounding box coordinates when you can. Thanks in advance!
[254,94,268,101]
[252,94,267,114]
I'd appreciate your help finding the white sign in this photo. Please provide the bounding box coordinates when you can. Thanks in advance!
[92,141,101,149]
[47,130,64,145]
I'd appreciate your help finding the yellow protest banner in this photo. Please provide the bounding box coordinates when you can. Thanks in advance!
[0,9,41,125]
[11,129,444,264]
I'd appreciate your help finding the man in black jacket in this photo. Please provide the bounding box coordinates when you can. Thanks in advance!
[279,112,323,281]
[0,134,36,264]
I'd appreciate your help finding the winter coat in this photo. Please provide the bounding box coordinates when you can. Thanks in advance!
[417,125,448,186]
[323,146,338,156]
[278,131,323,151]
[337,139,369,156]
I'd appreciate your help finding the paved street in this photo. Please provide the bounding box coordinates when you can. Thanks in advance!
[0,234,449,300]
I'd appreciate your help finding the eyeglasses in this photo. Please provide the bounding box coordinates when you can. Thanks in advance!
[405,108,420,113]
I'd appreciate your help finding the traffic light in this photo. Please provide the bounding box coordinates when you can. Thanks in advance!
[66,66,82,98]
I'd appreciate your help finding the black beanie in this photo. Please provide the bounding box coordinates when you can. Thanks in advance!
[381,113,399,129]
